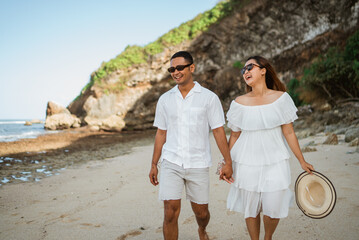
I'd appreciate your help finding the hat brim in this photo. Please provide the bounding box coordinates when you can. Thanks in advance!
[295,171,336,219]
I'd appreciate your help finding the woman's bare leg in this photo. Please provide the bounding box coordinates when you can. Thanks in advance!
[245,214,261,240]
[263,215,279,240]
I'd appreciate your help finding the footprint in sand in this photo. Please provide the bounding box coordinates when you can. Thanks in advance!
[59,214,80,223]
[117,230,142,240]
[226,210,236,215]
[182,215,195,224]
[80,223,102,228]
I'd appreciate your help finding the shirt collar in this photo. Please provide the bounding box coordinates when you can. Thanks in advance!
[170,81,202,94]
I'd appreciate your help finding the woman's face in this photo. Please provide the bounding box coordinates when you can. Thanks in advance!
[242,59,265,87]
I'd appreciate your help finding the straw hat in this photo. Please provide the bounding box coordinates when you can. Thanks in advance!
[295,171,336,219]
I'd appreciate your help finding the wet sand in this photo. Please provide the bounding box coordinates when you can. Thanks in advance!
[0,133,359,239]
[0,127,156,184]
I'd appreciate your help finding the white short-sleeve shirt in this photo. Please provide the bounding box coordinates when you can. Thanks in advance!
[153,82,225,169]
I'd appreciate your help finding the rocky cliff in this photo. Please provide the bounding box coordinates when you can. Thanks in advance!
[53,0,359,131]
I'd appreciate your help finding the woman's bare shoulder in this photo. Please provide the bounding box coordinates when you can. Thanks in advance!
[270,90,286,97]
[234,93,252,104]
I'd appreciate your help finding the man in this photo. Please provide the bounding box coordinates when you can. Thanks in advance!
[149,51,233,240]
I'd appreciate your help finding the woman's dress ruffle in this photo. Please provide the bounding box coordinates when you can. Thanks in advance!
[226,92,297,218]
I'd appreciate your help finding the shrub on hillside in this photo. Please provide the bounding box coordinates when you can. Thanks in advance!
[287,78,303,106]
[300,30,359,103]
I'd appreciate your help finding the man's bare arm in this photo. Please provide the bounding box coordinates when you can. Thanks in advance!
[212,126,234,183]
[149,129,167,186]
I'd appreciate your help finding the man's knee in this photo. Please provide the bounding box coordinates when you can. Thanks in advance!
[192,203,210,221]
[195,208,210,221]
[164,200,181,223]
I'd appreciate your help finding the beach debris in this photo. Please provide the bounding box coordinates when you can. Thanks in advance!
[323,133,338,145]
[301,146,317,152]
[303,141,316,147]
[1,177,10,183]
[11,175,29,181]
[117,229,142,240]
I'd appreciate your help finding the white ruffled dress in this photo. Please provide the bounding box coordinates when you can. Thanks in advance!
[226,92,298,219]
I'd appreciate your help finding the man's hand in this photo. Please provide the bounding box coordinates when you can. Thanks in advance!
[220,162,234,184]
[149,165,159,186]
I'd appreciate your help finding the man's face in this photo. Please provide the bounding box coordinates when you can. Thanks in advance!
[169,57,194,86]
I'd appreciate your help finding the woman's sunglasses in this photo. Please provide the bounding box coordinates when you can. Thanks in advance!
[241,63,261,75]
[167,63,192,73]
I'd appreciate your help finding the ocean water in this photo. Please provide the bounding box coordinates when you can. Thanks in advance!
[0,119,51,142]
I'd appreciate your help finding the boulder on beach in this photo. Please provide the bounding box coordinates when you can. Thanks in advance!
[45,101,81,130]
[46,101,71,116]
[84,115,126,132]
[345,127,359,143]
[323,133,338,145]
[349,138,359,147]
[45,113,81,130]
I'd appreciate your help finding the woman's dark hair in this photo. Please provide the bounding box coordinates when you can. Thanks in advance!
[171,51,193,64]
[245,56,286,92]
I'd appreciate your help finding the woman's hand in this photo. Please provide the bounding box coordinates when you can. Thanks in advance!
[300,161,314,174]
[220,163,234,184]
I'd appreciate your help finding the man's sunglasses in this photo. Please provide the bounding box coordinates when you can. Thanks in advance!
[241,63,261,75]
[167,63,193,73]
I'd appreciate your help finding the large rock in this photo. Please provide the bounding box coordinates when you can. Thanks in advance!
[345,127,359,143]
[45,101,81,130]
[349,138,359,147]
[84,115,126,132]
[101,115,126,132]
[323,133,338,145]
[46,101,70,116]
[45,113,81,130]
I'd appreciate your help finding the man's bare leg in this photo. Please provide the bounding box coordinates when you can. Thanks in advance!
[191,202,210,240]
[163,200,181,240]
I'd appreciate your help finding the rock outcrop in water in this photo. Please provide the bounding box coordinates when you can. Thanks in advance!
[47,0,359,131]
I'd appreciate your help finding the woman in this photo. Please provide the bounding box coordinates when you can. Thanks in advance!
[226,56,314,240]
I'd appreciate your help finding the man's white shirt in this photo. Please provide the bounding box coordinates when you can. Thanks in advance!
[154,82,225,169]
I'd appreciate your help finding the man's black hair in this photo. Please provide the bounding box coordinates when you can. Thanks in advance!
[170,51,193,64]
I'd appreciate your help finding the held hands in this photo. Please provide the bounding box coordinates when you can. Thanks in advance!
[300,161,314,174]
[220,162,234,184]
[149,164,159,186]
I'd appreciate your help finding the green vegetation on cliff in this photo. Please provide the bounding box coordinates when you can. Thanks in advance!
[80,0,242,96]
[299,29,359,103]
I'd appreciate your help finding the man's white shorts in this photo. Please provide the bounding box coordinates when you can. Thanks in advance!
[159,160,209,204]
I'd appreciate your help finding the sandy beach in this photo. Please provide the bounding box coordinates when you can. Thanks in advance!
[1,132,359,240]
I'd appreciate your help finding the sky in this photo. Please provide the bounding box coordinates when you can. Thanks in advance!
[0,0,219,120]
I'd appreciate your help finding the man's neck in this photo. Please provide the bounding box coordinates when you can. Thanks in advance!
[178,81,195,98]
